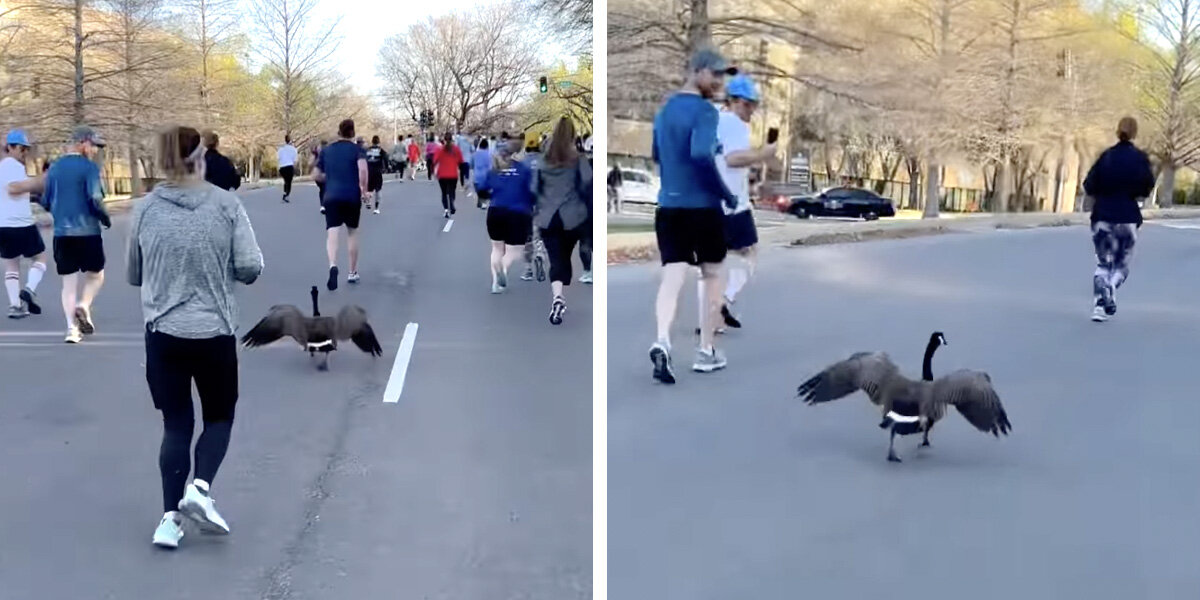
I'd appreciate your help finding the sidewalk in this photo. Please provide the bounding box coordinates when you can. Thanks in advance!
[607,207,1200,263]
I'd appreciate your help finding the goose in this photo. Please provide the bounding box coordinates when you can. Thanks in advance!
[796,331,1010,463]
[241,286,383,370]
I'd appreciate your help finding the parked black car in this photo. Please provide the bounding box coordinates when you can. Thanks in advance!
[784,187,896,220]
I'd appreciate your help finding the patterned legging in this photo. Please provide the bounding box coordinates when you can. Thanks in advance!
[1091,221,1137,304]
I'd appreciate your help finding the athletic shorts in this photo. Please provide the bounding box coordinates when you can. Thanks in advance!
[368,171,383,192]
[324,201,362,230]
[0,224,46,259]
[654,207,727,266]
[53,234,105,275]
[724,209,758,250]
[486,206,533,246]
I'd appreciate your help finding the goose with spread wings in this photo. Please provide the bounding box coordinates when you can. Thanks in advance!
[796,347,1011,463]
[241,286,383,370]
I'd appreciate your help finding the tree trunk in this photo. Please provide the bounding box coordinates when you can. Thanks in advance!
[1158,162,1176,208]
[685,0,711,56]
[73,0,85,125]
[995,156,1012,213]
[923,152,940,219]
[1052,136,1067,213]
[906,155,921,211]
[128,126,141,196]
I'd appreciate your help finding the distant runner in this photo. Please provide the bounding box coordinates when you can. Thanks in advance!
[365,135,387,215]
[0,129,47,319]
[313,119,367,290]
[277,135,297,202]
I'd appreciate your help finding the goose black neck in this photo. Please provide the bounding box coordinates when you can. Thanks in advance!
[311,290,320,317]
[922,337,939,381]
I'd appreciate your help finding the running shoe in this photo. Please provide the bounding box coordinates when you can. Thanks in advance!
[347,271,360,284]
[692,346,728,373]
[1091,303,1108,322]
[7,305,28,319]
[491,281,504,294]
[152,512,184,549]
[327,265,339,291]
[520,266,534,281]
[74,306,94,334]
[721,304,742,328]
[178,481,230,535]
[650,343,676,384]
[534,255,546,282]
[64,326,82,344]
[450,207,456,215]
[19,288,40,314]
[373,207,380,215]
[282,194,290,203]
[549,296,566,325]
[320,206,326,214]
[579,271,593,284]
[497,268,508,290]
[444,210,450,218]
[693,326,727,336]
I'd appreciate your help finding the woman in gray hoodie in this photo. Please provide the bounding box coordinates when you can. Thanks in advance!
[126,125,264,549]
[533,117,592,325]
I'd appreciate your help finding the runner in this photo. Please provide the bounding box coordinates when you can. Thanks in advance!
[1083,116,1155,322]
[0,129,47,319]
[392,135,407,180]
[277,134,297,202]
[365,135,387,214]
[433,132,463,218]
[424,135,439,181]
[202,131,241,191]
[40,125,111,344]
[312,119,367,290]
[472,137,492,209]
[521,138,546,282]
[533,117,592,325]
[695,74,775,334]
[407,136,420,180]
[648,47,738,383]
[478,138,535,293]
[456,131,473,190]
[127,125,264,549]
[312,140,327,214]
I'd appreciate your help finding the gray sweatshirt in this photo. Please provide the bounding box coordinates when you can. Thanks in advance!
[533,158,592,230]
[126,181,263,338]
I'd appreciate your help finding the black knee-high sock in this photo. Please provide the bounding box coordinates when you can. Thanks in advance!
[193,420,233,485]
[160,412,195,512]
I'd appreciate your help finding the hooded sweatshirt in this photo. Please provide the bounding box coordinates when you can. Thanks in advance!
[533,157,592,230]
[126,181,263,339]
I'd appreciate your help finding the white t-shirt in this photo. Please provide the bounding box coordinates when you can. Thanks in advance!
[277,144,298,168]
[716,110,752,214]
[0,157,33,228]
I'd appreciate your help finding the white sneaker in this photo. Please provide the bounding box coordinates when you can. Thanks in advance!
[373,208,380,215]
[1091,305,1108,322]
[178,481,230,534]
[347,272,361,284]
[579,271,593,284]
[64,327,82,344]
[152,512,184,549]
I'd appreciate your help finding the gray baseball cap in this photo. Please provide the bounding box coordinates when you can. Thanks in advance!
[70,125,106,147]
[689,47,738,75]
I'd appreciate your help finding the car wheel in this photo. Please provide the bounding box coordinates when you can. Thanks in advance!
[864,212,878,221]
[792,206,809,219]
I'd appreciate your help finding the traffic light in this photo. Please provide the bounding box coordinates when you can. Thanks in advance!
[539,76,548,94]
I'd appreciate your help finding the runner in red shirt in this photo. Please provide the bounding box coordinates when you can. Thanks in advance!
[433,134,463,218]
[407,138,420,180]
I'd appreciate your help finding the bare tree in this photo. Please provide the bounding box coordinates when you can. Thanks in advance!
[175,0,238,125]
[527,0,590,57]
[248,0,340,144]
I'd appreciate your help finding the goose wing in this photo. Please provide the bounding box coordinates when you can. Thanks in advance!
[797,352,903,406]
[334,305,383,357]
[931,370,1012,436]
[241,304,308,348]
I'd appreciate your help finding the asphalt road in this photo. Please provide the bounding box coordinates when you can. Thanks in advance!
[609,222,1200,600]
[0,176,591,599]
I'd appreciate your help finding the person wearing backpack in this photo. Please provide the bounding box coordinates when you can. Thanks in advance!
[533,117,592,325]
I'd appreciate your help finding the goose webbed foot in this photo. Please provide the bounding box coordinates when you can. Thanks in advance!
[887,452,902,463]
[878,417,892,429]
[919,439,931,448]
[920,422,934,447]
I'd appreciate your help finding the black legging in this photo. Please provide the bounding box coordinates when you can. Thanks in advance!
[316,180,326,204]
[280,165,295,196]
[425,155,435,180]
[438,178,457,212]
[541,213,585,285]
[578,217,592,271]
[146,330,238,512]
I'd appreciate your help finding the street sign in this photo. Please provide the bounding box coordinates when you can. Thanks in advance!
[789,153,811,190]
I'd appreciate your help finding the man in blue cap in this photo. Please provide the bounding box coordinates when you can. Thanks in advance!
[0,129,48,319]
[40,124,110,343]
[648,45,739,384]
[695,73,777,336]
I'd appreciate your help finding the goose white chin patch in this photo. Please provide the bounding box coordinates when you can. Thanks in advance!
[307,340,334,350]
[886,411,921,424]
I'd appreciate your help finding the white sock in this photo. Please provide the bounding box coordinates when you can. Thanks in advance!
[726,264,748,302]
[3,272,18,307]
[26,262,45,292]
[163,510,178,521]
[193,479,210,493]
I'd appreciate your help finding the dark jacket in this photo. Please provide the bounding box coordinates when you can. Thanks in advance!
[1083,140,1155,225]
[204,149,241,192]
[533,158,592,230]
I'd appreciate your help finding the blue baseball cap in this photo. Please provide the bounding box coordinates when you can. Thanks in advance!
[5,129,31,147]
[689,47,738,75]
[726,75,760,103]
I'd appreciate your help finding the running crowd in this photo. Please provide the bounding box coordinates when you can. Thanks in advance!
[644,47,1152,384]
[0,114,592,552]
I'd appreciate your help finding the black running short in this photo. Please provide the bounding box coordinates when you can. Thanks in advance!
[0,224,46,259]
[368,171,383,192]
[53,234,105,275]
[324,201,362,229]
[724,209,758,250]
[654,207,727,265]
[486,206,533,246]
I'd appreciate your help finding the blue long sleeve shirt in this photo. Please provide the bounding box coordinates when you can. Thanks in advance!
[472,148,492,188]
[40,154,109,237]
[652,92,735,210]
[478,159,536,215]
